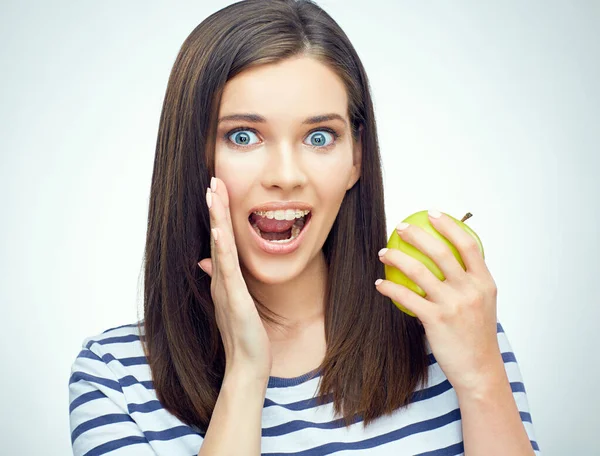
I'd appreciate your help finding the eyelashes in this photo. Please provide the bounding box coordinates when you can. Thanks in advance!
[223,126,341,151]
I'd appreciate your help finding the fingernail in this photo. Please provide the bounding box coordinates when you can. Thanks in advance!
[211,228,218,241]
[210,177,217,192]
[206,188,212,209]
[396,222,409,231]
[428,209,442,218]
[378,248,388,256]
[198,262,206,272]
[375,278,383,286]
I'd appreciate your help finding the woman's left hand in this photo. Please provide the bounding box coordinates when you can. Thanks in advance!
[375,209,503,394]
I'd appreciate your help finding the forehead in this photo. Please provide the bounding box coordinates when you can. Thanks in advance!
[218,56,348,120]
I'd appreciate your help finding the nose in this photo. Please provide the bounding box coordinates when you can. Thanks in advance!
[260,141,308,191]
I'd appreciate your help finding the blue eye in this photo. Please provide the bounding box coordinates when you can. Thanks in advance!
[228,130,260,146]
[224,127,340,150]
[304,131,335,148]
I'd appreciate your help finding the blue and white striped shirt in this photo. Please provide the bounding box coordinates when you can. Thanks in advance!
[69,320,540,455]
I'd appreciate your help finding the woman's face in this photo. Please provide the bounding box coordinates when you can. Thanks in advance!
[214,55,361,285]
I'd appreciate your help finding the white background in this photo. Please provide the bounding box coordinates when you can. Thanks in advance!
[1,1,598,454]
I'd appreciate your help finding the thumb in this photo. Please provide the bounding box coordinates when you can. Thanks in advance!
[198,259,213,277]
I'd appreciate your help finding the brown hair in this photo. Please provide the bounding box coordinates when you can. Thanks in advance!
[140,0,429,432]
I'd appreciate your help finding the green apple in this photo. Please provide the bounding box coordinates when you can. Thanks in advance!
[384,210,484,317]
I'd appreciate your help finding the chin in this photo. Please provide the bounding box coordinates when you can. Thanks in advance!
[242,258,306,286]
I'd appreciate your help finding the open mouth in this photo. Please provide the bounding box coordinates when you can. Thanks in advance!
[248,211,312,243]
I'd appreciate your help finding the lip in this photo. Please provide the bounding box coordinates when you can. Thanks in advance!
[248,212,312,255]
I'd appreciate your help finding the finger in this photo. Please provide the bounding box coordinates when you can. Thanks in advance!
[208,196,239,282]
[207,188,220,281]
[209,190,240,266]
[210,176,245,278]
[378,248,447,303]
[210,177,234,235]
[375,278,437,321]
[198,259,212,277]
[395,221,466,283]
[426,211,489,278]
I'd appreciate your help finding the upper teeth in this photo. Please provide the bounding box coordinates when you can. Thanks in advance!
[253,209,310,220]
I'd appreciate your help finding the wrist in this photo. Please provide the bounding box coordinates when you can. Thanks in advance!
[453,355,508,400]
[224,365,270,390]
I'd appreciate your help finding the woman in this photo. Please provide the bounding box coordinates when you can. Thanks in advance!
[69,0,540,454]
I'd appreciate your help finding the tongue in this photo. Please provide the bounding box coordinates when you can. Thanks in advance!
[250,213,296,233]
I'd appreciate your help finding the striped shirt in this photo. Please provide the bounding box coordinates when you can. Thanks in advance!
[69,320,541,455]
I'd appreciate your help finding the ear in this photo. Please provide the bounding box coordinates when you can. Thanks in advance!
[346,124,363,190]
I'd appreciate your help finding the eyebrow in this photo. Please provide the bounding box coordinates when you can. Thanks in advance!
[218,113,348,127]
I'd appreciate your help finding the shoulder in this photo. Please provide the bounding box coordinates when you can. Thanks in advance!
[81,321,146,354]
[69,320,150,391]
[69,322,204,453]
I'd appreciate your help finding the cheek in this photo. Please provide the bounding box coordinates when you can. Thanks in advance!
[311,153,354,192]
[314,172,346,199]
[214,153,252,199]
[214,159,256,232]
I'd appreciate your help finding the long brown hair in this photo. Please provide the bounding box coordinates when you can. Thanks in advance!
[140,0,429,433]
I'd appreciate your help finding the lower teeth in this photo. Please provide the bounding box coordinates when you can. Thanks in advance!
[252,221,301,243]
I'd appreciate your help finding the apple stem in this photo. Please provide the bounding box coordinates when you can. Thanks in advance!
[461,212,473,222]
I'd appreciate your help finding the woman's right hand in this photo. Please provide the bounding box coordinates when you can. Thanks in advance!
[198,177,273,382]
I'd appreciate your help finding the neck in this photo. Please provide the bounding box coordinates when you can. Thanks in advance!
[241,251,328,338]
